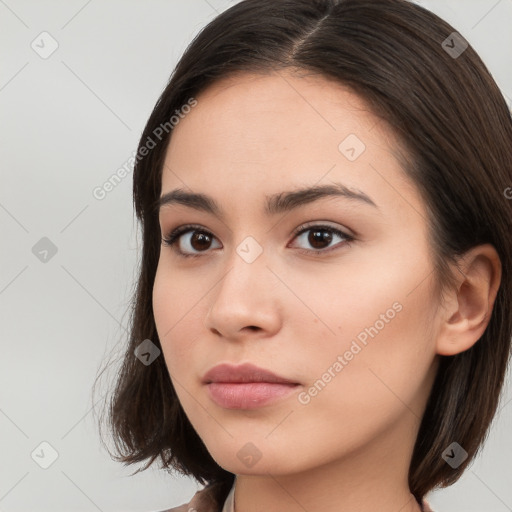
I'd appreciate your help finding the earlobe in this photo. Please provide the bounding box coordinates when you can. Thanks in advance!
[436,244,502,356]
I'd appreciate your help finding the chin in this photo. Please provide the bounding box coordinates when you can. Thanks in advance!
[202,438,314,477]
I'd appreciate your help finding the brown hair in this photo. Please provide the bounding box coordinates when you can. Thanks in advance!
[96,0,512,502]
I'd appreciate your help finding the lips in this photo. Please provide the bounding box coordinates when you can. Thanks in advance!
[202,362,298,384]
[202,362,300,409]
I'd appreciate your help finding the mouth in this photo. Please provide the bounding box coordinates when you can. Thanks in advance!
[202,362,301,409]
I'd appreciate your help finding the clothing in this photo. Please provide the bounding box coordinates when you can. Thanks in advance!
[160,480,435,512]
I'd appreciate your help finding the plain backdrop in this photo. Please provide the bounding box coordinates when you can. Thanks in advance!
[1,1,511,511]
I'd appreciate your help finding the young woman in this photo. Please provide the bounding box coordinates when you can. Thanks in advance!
[100,1,512,511]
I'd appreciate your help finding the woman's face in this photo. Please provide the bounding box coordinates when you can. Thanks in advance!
[153,71,441,476]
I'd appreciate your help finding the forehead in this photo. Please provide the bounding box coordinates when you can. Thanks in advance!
[160,71,425,224]
[166,71,382,163]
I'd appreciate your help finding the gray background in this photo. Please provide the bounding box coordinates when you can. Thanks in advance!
[1,1,511,511]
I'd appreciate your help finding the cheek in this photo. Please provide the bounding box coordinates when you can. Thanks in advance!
[287,298,436,464]
[152,263,200,372]
[153,259,203,333]
[290,242,438,405]
[152,264,174,342]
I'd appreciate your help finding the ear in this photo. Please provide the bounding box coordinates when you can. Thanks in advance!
[436,244,502,356]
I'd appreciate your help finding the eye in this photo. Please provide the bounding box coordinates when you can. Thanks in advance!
[290,223,354,255]
[161,222,355,258]
[161,224,220,258]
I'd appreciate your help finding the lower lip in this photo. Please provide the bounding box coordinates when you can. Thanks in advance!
[206,382,299,409]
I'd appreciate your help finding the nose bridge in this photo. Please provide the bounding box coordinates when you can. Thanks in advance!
[205,234,280,335]
[218,235,271,301]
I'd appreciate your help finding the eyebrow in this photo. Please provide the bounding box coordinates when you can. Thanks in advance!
[156,182,378,218]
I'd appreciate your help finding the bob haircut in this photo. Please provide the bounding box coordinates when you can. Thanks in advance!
[101,0,512,504]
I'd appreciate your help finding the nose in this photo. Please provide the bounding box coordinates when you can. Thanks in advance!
[204,245,282,341]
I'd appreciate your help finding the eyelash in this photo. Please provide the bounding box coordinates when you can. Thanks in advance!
[161,223,355,259]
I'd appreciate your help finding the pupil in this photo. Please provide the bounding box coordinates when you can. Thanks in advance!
[310,229,332,249]
[192,232,210,250]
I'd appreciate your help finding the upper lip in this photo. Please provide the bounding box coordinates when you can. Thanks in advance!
[202,363,298,384]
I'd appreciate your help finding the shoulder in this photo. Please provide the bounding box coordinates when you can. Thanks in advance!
[157,481,232,512]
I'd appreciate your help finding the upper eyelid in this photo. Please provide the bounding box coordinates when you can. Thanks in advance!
[163,222,353,246]
[163,221,351,237]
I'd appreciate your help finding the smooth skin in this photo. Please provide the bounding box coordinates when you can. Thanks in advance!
[152,69,501,512]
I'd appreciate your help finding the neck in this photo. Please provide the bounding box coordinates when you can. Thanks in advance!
[232,420,424,512]
[233,471,422,512]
